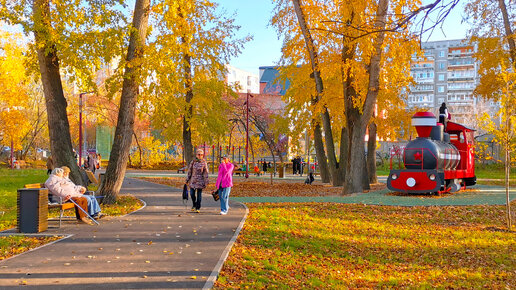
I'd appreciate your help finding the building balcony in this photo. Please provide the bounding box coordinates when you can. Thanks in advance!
[447,76,475,81]
[414,78,434,84]
[448,53,474,59]
[448,63,474,68]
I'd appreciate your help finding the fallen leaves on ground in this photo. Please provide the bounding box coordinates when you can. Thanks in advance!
[139,177,386,197]
[213,203,516,289]
[0,235,62,260]
[101,195,145,216]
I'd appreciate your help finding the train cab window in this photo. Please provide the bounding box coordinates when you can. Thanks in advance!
[466,131,474,144]
[459,132,465,143]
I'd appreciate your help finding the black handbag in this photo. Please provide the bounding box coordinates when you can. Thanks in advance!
[212,188,220,201]
[182,184,189,201]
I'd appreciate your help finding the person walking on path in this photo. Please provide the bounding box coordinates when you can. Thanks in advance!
[215,155,234,215]
[185,148,209,213]
[46,155,54,175]
[88,153,98,173]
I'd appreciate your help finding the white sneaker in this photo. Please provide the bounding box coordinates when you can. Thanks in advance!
[220,211,227,215]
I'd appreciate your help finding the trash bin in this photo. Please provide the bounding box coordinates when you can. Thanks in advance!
[17,188,48,233]
[278,164,285,178]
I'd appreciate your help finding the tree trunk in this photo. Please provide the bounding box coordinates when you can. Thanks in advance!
[182,51,194,166]
[338,127,348,182]
[367,122,378,183]
[133,132,143,168]
[321,109,343,186]
[343,0,388,194]
[33,0,84,185]
[98,0,150,204]
[292,0,340,185]
[313,122,330,183]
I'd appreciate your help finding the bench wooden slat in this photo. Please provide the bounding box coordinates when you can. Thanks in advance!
[24,183,45,189]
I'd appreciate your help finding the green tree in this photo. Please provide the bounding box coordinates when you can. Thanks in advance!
[99,0,151,204]
[141,0,249,166]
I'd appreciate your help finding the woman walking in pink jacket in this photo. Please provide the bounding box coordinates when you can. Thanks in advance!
[215,155,234,215]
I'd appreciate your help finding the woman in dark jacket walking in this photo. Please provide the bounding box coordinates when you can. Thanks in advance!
[185,149,209,213]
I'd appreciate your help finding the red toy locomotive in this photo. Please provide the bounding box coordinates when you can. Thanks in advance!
[387,112,476,194]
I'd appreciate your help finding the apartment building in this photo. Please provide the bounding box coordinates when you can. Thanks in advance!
[408,39,497,125]
[226,65,260,94]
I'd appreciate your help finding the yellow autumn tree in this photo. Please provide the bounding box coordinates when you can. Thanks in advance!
[0,31,30,153]
[272,0,420,190]
[466,0,515,230]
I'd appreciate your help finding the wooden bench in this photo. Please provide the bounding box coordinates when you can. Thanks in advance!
[85,170,99,185]
[177,166,188,174]
[24,183,76,228]
[234,170,246,176]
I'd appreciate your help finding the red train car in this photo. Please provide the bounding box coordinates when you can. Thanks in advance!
[387,112,476,194]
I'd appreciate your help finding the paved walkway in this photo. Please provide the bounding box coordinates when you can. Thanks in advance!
[0,178,248,289]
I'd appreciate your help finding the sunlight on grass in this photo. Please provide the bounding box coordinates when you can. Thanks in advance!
[0,235,62,260]
[215,203,515,289]
[0,169,144,261]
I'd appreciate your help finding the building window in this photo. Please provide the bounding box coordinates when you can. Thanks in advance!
[438,74,445,81]
[438,86,445,93]
[439,62,445,69]
[439,51,445,57]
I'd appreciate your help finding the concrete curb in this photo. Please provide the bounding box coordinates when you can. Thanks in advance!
[203,201,249,289]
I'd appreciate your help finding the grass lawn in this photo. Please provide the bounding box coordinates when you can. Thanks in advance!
[0,169,48,230]
[0,168,144,261]
[215,203,515,289]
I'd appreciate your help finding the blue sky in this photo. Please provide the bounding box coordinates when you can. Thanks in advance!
[216,0,469,76]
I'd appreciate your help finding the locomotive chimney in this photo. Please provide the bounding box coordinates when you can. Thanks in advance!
[411,112,437,138]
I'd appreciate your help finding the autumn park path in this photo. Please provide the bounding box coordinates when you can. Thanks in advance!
[0,177,248,289]
[124,170,515,206]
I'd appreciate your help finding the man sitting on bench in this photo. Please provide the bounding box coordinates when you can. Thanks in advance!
[61,166,104,220]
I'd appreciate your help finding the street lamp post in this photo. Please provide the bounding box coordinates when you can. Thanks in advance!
[245,92,254,178]
[79,93,84,167]
[78,92,93,167]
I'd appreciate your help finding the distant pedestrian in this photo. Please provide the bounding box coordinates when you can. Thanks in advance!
[46,155,54,175]
[96,153,102,169]
[254,164,260,176]
[185,149,209,213]
[88,153,97,173]
[215,155,234,215]
[262,160,267,173]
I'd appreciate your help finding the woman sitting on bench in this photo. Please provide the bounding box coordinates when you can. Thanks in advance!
[44,168,101,225]
[61,166,104,220]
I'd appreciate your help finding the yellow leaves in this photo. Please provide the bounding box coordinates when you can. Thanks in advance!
[216,203,515,288]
